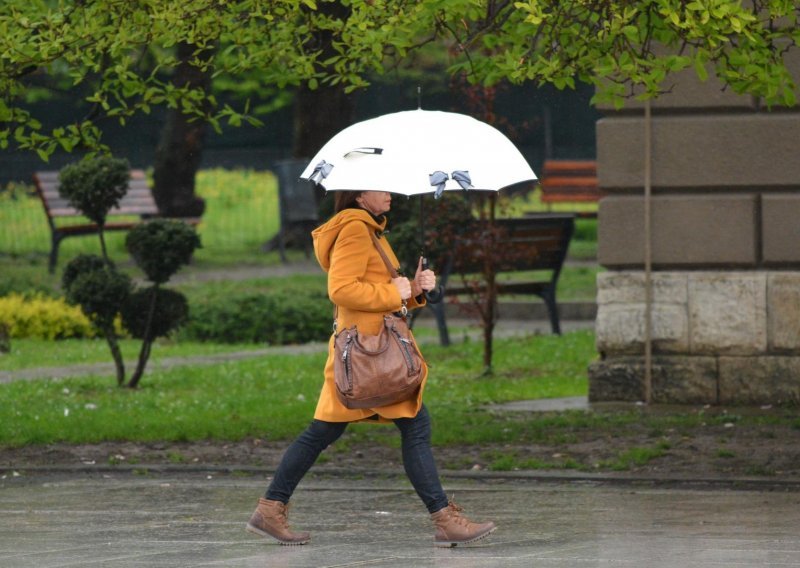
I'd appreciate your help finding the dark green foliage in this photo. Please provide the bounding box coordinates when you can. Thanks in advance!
[126,220,202,284]
[122,288,189,340]
[0,322,9,353]
[58,156,130,226]
[182,291,331,344]
[61,254,110,292]
[389,194,475,274]
[0,275,56,299]
[62,263,132,327]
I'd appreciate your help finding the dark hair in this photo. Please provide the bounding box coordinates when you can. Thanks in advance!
[334,191,363,213]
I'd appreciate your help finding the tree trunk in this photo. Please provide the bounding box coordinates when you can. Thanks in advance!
[103,325,126,386]
[481,194,498,374]
[126,285,159,389]
[292,82,354,161]
[152,42,211,218]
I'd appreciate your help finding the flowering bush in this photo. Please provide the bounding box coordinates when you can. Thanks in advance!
[0,293,96,339]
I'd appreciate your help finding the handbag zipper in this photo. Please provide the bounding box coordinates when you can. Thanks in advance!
[342,334,354,392]
[391,327,418,373]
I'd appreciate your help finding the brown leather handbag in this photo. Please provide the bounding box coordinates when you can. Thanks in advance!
[332,232,424,409]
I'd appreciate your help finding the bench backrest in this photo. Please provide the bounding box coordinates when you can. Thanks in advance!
[33,170,159,220]
[539,159,602,203]
[274,159,319,225]
[447,214,575,280]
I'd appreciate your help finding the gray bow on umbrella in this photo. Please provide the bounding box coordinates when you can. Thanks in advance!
[428,170,473,199]
[309,160,334,184]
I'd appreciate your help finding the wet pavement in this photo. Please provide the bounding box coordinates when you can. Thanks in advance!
[2,471,799,567]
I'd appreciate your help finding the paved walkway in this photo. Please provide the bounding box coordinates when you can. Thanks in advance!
[2,471,799,567]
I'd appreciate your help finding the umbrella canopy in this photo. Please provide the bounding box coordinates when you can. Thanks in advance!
[299,109,537,196]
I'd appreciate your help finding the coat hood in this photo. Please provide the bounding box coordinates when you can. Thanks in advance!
[312,208,387,272]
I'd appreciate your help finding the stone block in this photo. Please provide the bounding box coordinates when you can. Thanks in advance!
[762,194,800,265]
[689,273,767,355]
[597,271,687,304]
[596,303,689,355]
[598,194,757,268]
[719,356,800,405]
[768,273,800,352]
[589,356,718,404]
[597,114,800,189]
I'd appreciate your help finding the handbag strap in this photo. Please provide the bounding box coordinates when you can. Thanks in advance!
[368,230,400,278]
[333,225,404,333]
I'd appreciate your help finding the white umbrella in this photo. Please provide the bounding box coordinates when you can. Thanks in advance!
[299,109,537,196]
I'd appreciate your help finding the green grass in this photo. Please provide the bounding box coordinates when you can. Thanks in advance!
[0,331,597,446]
[0,168,280,268]
[498,188,598,218]
[601,442,671,471]
[0,338,266,372]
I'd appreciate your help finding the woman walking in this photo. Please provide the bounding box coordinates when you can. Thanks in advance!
[246,190,496,547]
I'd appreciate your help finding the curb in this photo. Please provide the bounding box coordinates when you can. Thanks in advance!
[4,463,800,491]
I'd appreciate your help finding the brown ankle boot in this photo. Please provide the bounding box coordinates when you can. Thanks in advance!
[246,498,310,545]
[430,501,496,547]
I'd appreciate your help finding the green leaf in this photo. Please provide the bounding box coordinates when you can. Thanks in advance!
[694,58,709,82]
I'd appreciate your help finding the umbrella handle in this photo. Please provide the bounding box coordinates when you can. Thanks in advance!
[424,286,445,304]
[421,257,445,304]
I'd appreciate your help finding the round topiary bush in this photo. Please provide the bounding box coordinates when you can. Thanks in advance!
[63,261,132,327]
[58,156,130,226]
[125,219,202,284]
[61,254,111,291]
[121,288,189,339]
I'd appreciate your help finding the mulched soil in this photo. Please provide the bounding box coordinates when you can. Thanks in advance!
[3,417,799,481]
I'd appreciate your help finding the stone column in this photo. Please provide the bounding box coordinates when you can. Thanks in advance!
[589,51,800,405]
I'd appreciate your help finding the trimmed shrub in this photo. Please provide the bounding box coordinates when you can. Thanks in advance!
[125,219,202,284]
[64,256,133,328]
[182,291,331,345]
[0,293,96,339]
[61,254,111,291]
[122,288,189,340]
[58,156,130,226]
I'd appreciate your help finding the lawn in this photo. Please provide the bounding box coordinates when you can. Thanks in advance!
[0,331,596,447]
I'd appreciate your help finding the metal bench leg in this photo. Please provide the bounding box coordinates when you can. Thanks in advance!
[409,302,451,347]
[429,301,450,347]
[277,228,288,264]
[540,287,562,335]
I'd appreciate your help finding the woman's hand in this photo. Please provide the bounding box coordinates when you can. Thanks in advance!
[411,257,437,297]
[392,276,412,300]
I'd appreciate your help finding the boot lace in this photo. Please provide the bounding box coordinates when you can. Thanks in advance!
[278,503,291,526]
[446,502,470,527]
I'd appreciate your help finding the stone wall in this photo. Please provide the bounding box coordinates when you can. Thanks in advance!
[591,272,800,404]
[589,49,800,405]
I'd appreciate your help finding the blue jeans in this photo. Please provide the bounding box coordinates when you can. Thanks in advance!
[265,404,449,514]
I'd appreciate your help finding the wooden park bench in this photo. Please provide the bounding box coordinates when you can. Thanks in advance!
[33,169,191,274]
[539,160,603,218]
[414,214,575,346]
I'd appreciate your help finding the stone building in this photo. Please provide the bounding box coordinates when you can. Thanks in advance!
[589,51,800,405]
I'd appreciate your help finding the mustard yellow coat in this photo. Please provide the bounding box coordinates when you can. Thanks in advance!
[311,208,427,423]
